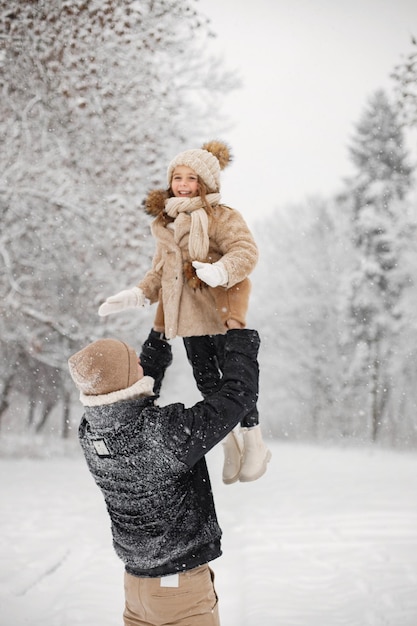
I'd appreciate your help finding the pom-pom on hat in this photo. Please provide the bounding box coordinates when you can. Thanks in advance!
[68,338,139,396]
[167,140,231,193]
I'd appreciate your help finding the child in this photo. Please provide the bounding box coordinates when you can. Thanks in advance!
[98,141,271,484]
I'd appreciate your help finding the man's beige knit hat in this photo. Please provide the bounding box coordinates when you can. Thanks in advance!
[167,140,231,193]
[68,338,139,396]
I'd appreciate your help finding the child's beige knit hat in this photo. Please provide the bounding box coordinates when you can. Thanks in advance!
[68,338,139,396]
[167,140,231,193]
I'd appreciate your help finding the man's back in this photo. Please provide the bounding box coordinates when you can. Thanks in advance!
[79,396,222,577]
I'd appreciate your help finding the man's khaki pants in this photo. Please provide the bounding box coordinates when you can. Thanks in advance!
[123,564,220,626]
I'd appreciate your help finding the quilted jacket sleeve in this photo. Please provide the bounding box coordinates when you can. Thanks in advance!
[139,330,173,396]
[164,329,260,467]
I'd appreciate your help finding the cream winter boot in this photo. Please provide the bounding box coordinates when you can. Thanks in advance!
[239,425,271,482]
[222,430,243,485]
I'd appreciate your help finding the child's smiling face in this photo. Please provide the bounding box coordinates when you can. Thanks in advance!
[171,166,199,198]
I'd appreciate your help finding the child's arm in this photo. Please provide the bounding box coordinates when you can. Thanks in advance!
[193,207,258,289]
[214,208,258,285]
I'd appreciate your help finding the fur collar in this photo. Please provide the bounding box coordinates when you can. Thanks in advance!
[144,189,168,217]
[79,376,155,407]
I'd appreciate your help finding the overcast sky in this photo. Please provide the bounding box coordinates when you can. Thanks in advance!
[199,0,417,225]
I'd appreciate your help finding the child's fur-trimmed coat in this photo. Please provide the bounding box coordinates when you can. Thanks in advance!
[138,190,258,339]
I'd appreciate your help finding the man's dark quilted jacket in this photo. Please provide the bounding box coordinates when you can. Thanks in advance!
[78,329,260,577]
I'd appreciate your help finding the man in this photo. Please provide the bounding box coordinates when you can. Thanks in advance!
[68,328,260,626]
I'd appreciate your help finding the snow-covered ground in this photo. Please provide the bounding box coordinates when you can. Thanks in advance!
[1,439,417,626]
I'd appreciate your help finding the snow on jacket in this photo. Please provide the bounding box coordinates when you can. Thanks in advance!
[78,329,260,578]
[138,193,259,339]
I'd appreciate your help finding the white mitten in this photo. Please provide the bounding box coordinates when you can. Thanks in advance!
[192,261,228,288]
[98,287,146,317]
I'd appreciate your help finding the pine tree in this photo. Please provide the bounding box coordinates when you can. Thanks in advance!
[341,89,414,441]
[391,35,417,127]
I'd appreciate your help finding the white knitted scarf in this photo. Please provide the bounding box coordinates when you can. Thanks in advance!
[165,193,221,260]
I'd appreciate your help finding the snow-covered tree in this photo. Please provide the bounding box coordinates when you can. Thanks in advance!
[0,0,237,435]
[251,90,417,447]
[339,89,414,441]
[391,35,417,127]
[252,197,353,440]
